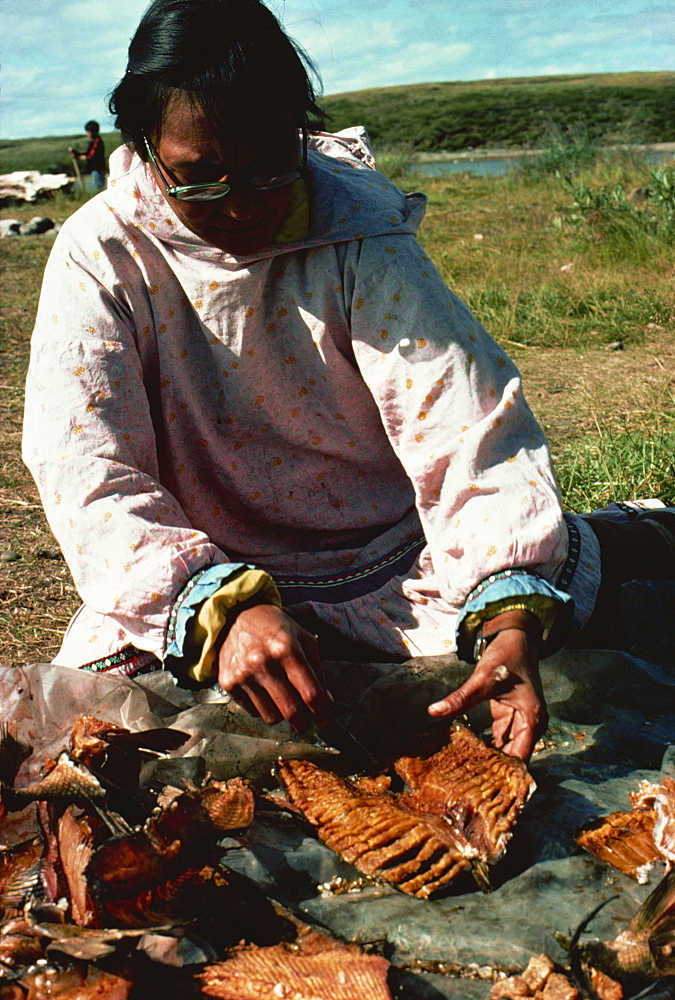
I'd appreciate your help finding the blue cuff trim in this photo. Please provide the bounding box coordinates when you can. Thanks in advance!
[456,571,573,660]
[165,562,252,661]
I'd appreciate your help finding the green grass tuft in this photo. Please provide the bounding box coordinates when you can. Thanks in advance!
[555,427,675,511]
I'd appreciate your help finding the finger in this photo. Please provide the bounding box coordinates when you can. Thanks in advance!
[285,665,333,724]
[297,630,328,689]
[246,660,316,731]
[490,705,514,750]
[239,679,285,726]
[428,662,495,717]
[501,716,536,762]
[284,642,334,724]
[226,685,261,719]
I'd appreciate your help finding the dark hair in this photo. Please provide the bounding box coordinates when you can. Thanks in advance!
[108,0,325,153]
[85,120,100,134]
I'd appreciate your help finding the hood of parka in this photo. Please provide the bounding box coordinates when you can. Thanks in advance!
[104,127,428,264]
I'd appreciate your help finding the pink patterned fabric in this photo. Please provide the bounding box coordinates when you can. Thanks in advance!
[23,130,569,668]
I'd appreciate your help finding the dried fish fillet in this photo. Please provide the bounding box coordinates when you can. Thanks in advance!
[200,939,393,1000]
[87,779,255,902]
[576,808,661,883]
[394,721,536,864]
[576,776,675,884]
[277,758,477,899]
[100,863,295,948]
[18,963,133,998]
[58,807,98,927]
[70,716,188,768]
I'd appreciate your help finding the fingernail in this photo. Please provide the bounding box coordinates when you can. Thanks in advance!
[428,702,445,714]
[493,665,509,682]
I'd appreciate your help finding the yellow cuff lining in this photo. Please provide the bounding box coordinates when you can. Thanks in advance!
[461,594,560,646]
[184,568,282,684]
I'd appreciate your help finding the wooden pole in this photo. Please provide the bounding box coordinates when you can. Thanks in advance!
[70,152,85,194]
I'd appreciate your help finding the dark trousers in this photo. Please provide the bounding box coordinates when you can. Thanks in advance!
[573,511,675,650]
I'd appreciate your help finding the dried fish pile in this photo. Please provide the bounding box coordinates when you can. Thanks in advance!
[0,718,394,999]
[278,720,536,898]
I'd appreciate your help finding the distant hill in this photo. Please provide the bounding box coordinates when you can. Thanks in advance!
[322,72,675,152]
[0,132,125,176]
[1,72,673,173]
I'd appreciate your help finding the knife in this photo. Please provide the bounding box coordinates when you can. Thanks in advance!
[308,717,379,773]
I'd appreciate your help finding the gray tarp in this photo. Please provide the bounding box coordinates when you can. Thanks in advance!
[1,649,673,998]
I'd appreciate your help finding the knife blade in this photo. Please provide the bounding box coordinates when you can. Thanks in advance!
[308,717,379,773]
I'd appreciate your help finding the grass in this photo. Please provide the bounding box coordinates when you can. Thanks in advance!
[555,425,675,512]
[1,141,674,665]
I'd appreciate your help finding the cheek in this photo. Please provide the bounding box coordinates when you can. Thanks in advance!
[171,202,215,227]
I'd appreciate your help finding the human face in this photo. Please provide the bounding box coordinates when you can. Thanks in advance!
[148,92,302,255]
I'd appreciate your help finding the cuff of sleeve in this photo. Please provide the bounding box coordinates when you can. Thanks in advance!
[456,571,574,662]
[164,565,281,685]
[185,568,281,683]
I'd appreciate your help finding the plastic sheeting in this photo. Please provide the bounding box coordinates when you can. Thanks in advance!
[1,649,673,999]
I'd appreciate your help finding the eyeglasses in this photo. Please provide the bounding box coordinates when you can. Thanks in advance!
[142,130,307,202]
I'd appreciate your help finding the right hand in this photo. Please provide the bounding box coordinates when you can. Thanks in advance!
[217,604,333,730]
[428,628,547,761]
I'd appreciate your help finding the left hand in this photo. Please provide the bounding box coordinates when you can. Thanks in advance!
[428,628,547,761]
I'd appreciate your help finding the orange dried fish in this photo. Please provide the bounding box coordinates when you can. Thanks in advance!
[3,753,106,812]
[394,721,535,864]
[200,937,393,1000]
[278,722,535,897]
[58,807,99,928]
[70,716,188,769]
[277,758,477,899]
[87,778,255,903]
[576,809,661,883]
[100,862,295,948]
[196,777,255,831]
[17,964,133,999]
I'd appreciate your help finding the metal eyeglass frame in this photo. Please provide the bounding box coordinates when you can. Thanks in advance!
[142,128,308,202]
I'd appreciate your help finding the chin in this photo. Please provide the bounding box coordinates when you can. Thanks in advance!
[205,228,272,256]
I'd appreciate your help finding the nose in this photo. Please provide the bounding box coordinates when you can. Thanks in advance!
[217,190,257,220]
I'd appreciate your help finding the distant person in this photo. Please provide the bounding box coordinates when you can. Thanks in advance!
[68,120,106,192]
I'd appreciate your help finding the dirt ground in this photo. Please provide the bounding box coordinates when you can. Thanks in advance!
[515,329,675,443]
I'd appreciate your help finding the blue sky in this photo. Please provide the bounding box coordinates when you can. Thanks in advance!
[2,0,673,140]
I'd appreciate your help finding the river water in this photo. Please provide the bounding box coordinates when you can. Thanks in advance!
[416,147,674,178]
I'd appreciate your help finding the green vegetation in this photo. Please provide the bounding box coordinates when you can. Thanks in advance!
[0,131,124,175]
[555,427,675,513]
[324,72,675,152]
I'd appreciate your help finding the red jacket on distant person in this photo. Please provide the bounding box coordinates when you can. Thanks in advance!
[84,135,106,174]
